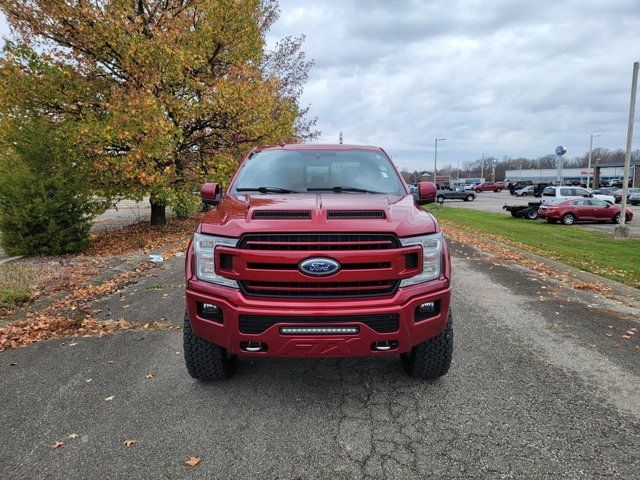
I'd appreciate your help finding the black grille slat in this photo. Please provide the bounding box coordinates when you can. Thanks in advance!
[252,210,311,219]
[239,313,399,334]
[239,280,399,298]
[327,210,386,219]
[238,233,400,251]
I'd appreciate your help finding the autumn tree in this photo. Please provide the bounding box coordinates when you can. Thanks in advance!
[0,0,316,225]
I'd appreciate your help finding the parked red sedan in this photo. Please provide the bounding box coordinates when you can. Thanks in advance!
[538,199,633,225]
[472,182,505,192]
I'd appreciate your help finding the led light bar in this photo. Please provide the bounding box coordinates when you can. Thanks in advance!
[279,326,359,335]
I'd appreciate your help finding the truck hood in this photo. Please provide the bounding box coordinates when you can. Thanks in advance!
[198,193,437,238]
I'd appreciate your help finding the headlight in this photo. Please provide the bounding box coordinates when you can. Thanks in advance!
[193,233,238,288]
[399,232,443,287]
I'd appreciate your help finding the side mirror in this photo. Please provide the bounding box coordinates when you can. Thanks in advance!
[416,182,437,205]
[201,182,221,206]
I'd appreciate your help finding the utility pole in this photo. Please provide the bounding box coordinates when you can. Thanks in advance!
[456,158,460,181]
[480,153,484,181]
[339,131,343,144]
[616,61,638,238]
[586,133,601,189]
[434,138,446,183]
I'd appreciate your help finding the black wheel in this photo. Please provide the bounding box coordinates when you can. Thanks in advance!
[561,213,575,225]
[183,309,237,381]
[401,313,453,379]
[495,188,502,193]
[466,194,474,202]
[613,213,621,224]
[525,208,538,220]
[436,194,445,203]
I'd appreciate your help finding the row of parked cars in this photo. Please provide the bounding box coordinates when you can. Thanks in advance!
[504,186,634,225]
[510,181,640,204]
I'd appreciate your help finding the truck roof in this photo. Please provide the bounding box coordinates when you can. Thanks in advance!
[253,143,384,153]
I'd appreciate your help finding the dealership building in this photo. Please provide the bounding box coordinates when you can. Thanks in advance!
[506,159,639,187]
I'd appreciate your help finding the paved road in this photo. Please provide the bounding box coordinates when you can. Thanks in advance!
[1,244,639,479]
[446,190,640,237]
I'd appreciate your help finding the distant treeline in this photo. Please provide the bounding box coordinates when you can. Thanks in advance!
[401,148,639,183]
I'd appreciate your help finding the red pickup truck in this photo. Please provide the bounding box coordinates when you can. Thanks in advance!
[472,182,505,192]
[184,144,452,380]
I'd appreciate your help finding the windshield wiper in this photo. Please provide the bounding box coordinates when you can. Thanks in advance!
[236,187,299,194]
[307,186,383,194]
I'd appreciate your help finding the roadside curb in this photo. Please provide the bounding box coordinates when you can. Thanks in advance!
[0,255,23,265]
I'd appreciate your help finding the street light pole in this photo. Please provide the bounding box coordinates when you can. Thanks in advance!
[586,133,601,189]
[434,138,446,183]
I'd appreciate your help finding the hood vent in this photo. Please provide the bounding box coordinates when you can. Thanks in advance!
[252,210,311,219]
[327,210,386,219]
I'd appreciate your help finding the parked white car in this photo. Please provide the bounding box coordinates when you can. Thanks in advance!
[540,186,615,204]
[514,185,535,196]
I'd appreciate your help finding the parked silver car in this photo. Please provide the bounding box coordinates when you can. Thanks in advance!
[514,185,535,196]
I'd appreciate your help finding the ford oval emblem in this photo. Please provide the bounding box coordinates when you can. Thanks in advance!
[299,257,341,277]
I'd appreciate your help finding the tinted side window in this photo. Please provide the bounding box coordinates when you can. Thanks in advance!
[590,200,608,207]
[574,188,589,196]
[542,187,556,196]
[560,188,573,196]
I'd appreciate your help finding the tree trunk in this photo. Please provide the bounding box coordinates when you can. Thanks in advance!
[150,199,166,226]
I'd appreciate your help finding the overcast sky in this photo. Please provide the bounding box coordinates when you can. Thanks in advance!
[2,2,639,172]
[266,0,640,171]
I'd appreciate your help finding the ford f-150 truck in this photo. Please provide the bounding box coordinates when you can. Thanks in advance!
[184,144,452,380]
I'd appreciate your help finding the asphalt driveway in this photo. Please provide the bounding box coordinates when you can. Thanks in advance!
[1,244,639,479]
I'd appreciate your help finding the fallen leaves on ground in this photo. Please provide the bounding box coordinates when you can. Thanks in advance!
[0,260,179,352]
[86,213,202,257]
[123,440,136,447]
[105,395,115,401]
[185,457,201,468]
[439,221,622,295]
[145,373,154,379]
[51,441,64,449]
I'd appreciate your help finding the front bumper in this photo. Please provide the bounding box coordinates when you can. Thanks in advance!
[186,279,451,357]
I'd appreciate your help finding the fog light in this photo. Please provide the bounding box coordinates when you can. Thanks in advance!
[201,303,219,314]
[418,302,436,313]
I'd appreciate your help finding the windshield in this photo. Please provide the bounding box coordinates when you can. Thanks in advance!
[231,149,406,195]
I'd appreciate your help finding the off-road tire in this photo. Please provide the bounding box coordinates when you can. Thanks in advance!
[183,310,237,381]
[562,213,575,225]
[401,313,453,379]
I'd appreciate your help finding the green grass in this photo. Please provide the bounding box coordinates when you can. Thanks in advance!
[0,264,34,308]
[427,205,640,288]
